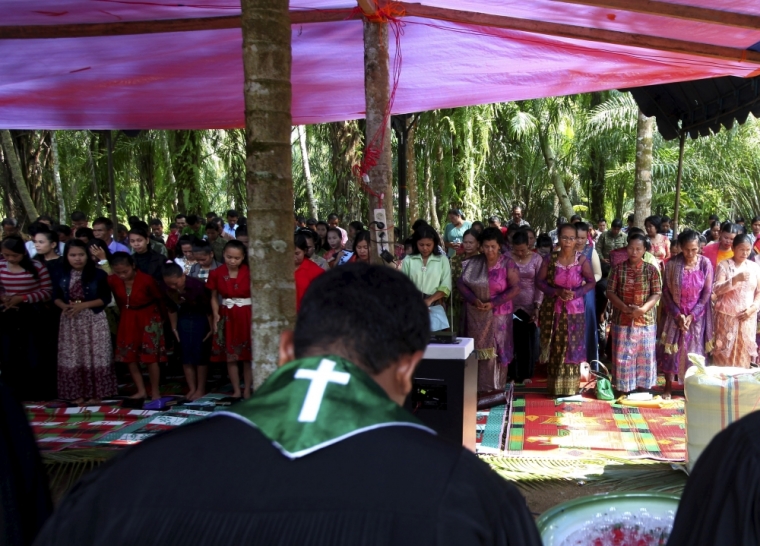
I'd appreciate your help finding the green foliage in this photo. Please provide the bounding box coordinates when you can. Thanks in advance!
[8,92,760,234]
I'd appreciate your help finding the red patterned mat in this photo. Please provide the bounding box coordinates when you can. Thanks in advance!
[506,394,685,461]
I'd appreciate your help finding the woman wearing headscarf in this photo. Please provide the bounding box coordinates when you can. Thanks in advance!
[659,230,714,398]
[536,223,596,396]
[458,228,520,393]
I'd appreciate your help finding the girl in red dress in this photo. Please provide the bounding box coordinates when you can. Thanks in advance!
[108,252,167,400]
[208,240,252,398]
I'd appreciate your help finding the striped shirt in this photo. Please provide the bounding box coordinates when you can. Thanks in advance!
[0,260,53,303]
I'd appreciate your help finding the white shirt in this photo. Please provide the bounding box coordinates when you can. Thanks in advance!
[25,240,36,258]
[223,223,238,239]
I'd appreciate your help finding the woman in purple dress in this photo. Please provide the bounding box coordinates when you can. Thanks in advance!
[458,228,520,393]
[660,230,714,398]
[508,230,543,383]
[537,224,596,396]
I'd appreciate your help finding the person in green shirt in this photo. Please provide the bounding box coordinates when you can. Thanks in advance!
[181,215,205,240]
[401,225,452,331]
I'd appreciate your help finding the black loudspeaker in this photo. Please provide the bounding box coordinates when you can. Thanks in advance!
[403,351,478,450]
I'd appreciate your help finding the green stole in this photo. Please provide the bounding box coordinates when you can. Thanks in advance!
[218,355,435,458]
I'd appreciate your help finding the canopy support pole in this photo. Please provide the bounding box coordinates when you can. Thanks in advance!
[672,131,685,235]
[362,2,394,262]
[106,130,117,231]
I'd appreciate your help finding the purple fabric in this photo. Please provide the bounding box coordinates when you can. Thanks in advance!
[512,253,543,314]
[536,252,592,315]
[494,313,514,366]
[660,254,714,376]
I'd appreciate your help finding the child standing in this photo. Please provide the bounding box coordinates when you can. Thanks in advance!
[108,252,167,401]
[189,240,221,283]
[208,240,252,398]
[162,262,212,401]
[54,240,116,404]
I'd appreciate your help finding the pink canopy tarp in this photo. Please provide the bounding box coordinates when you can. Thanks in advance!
[2,0,760,129]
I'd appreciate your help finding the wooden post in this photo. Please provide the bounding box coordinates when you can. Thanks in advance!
[240,0,294,389]
[672,131,686,235]
[362,2,394,262]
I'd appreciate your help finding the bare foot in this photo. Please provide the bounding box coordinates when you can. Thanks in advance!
[231,390,242,399]
[243,388,252,400]
[185,390,196,401]
[193,391,206,401]
[130,392,147,399]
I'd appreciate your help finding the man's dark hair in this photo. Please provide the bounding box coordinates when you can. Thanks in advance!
[175,214,186,221]
[1,218,17,228]
[295,264,429,374]
[327,213,340,222]
[227,210,238,218]
[306,218,317,226]
[235,227,248,238]
[127,215,141,227]
[186,215,200,227]
[661,215,671,223]
[149,218,163,227]
[206,212,216,219]
[205,222,220,232]
[70,211,87,222]
[56,225,72,237]
[536,234,553,248]
[708,214,720,222]
[627,214,635,223]
[75,227,94,240]
[736,216,746,224]
[611,218,623,229]
[93,216,114,230]
[162,262,184,278]
[570,214,582,224]
[597,218,607,224]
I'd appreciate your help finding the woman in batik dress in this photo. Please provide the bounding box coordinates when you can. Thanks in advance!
[607,233,662,394]
[458,228,520,393]
[536,223,596,396]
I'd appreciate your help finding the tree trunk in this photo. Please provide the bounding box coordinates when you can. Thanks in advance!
[158,131,178,214]
[427,148,440,232]
[240,0,294,389]
[50,131,67,222]
[633,109,654,229]
[588,92,606,223]
[87,132,102,217]
[406,121,418,230]
[171,131,208,214]
[538,128,574,219]
[363,17,394,261]
[297,125,318,219]
[0,148,20,220]
[0,130,39,222]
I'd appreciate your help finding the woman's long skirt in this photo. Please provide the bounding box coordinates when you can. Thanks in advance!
[713,311,756,368]
[477,313,513,393]
[545,312,586,396]
[57,309,117,400]
[611,324,657,392]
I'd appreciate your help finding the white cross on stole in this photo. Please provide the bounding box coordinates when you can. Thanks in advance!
[294,359,351,422]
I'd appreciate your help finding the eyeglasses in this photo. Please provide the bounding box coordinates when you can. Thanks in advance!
[559,236,576,241]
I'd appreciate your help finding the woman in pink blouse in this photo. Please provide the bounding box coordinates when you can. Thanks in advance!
[508,230,543,384]
[712,234,760,368]
[0,236,54,400]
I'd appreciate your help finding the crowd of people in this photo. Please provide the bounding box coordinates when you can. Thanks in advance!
[1,203,759,404]
[398,206,760,399]
[0,210,255,403]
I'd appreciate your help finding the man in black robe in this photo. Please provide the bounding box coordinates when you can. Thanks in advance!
[35,264,541,546]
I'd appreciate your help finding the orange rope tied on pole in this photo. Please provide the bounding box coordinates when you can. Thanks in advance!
[352,0,405,210]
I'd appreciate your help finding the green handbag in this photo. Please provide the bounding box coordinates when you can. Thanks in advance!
[592,362,615,401]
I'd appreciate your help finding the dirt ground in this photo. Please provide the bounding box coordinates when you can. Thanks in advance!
[518,480,617,517]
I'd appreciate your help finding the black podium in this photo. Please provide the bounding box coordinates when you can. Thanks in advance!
[403,338,477,451]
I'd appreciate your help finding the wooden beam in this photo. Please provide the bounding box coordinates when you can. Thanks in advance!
[1,2,759,68]
[402,3,760,65]
[551,0,760,31]
[0,10,358,40]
